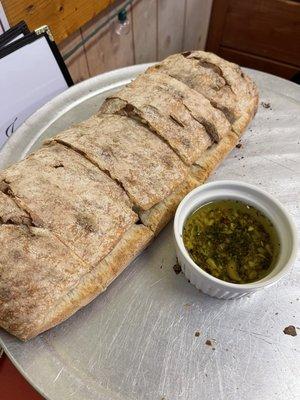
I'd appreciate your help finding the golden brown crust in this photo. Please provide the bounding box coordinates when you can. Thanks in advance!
[140,175,200,234]
[191,131,239,180]
[231,73,259,135]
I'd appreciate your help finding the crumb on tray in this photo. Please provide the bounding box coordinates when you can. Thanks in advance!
[283,325,297,337]
[205,339,217,349]
[173,263,182,275]
[261,102,271,109]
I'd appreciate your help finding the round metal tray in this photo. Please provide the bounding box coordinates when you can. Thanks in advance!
[0,65,299,400]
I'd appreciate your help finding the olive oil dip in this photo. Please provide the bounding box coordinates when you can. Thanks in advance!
[183,200,280,284]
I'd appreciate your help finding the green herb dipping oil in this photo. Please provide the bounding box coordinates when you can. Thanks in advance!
[183,200,280,284]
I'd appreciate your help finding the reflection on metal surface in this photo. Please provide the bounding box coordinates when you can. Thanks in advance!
[0,66,299,400]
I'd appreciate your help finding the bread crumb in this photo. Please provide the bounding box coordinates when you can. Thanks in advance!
[261,102,271,109]
[283,325,297,336]
[173,263,182,275]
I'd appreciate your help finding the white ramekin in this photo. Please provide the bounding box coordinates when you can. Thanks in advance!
[174,180,297,299]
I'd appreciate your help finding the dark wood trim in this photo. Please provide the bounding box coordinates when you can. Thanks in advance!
[219,46,299,80]
[205,0,230,52]
[221,0,300,67]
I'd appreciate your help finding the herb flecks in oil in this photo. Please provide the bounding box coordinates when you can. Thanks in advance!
[183,200,280,284]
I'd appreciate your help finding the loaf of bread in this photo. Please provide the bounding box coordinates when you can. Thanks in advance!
[0,51,258,340]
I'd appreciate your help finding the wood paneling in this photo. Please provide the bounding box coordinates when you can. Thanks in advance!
[222,0,300,66]
[132,0,157,63]
[157,0,186,60]
[58,0,213,82]
[219,47,299,80]
[206,0,300,80]
[183,0,213,51]
[59,29,90,83]
[2,0,111,43]
[82,0,134,76]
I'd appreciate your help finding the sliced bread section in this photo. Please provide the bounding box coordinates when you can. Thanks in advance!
[0,142,137,266]
[147,51,259,135]
[53,114,188,211]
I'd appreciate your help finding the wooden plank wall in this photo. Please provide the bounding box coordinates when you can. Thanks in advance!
[59,0,213,83]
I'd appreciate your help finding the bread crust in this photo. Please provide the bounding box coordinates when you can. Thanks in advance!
[0,51,258,340]
[52,114,188,211]
[191,131,240,180]
[0,143,137,266]
[0,224,91,341]
[24,224,153,341]
[139,131,240,234]
[148,51,259,135]
[140,175,200,234]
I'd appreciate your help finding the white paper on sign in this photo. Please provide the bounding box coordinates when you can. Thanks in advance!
[0,2,9,34]
[0,35,69,149]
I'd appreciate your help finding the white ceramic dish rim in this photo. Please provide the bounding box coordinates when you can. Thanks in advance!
[174,180,298,291]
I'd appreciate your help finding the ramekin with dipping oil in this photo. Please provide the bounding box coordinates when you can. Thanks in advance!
[174,181,297,299]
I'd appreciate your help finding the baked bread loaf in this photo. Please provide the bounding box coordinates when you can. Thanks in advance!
[0,51,258,340]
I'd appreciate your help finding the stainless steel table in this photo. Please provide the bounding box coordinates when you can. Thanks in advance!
[0,65,299,400]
